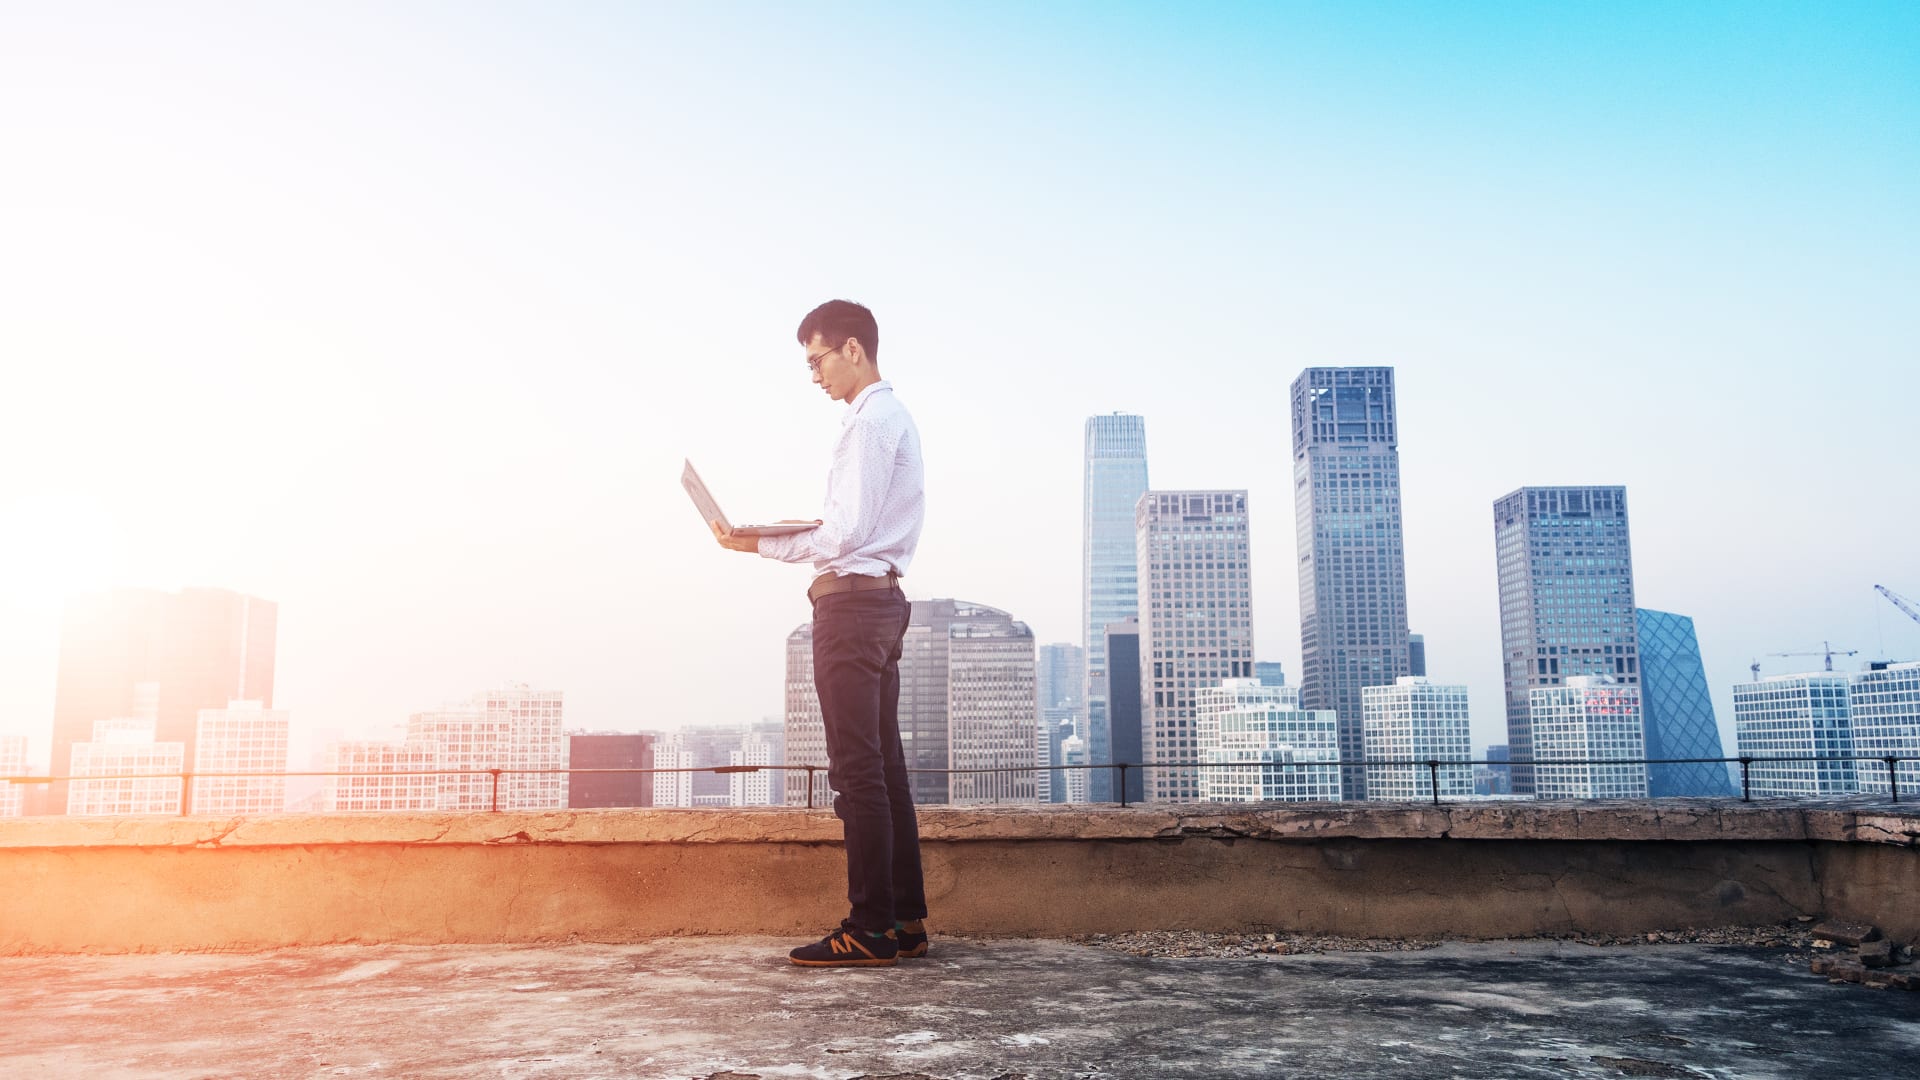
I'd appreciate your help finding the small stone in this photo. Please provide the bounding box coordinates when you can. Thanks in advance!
[1811,920,1880,947]
[1812,938,1836,950]
[1864,969,1898,989]
[1811,955,1837,975]
[1827,959,1867,984]
[1860,940,1895,968]
[1886,970,1920,991]
[1795,915,1815,923]
[1896,944,1915,965]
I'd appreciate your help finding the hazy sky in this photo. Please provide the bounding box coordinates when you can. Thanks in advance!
[2,2,1916,768]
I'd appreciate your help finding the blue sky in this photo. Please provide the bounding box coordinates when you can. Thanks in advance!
[1,2,1915,765]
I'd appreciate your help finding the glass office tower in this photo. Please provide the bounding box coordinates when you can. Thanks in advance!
[1082,413,1149,802]
[1291,368,1412,800]
[1635,609,1736,796]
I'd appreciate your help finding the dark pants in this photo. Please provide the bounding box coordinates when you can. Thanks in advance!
[811,586,926,934]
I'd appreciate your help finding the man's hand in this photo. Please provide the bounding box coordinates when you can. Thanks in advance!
[711,520,759,553]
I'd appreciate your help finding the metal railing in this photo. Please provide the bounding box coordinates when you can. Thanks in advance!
[5,752,1913,814]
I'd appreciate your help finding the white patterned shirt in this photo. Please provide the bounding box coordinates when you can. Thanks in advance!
[758,380,924,578]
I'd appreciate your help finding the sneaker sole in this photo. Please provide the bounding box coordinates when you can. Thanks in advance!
[789,956,898,967]
[898,944,928,958]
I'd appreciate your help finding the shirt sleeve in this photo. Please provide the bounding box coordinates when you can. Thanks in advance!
[757,414,898,566]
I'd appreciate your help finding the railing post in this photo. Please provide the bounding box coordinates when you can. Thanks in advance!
[1887,756,1900,804]
[805,765,817,809]
[489,768,503,812]
[1426,760,1441,806]
[180,770,192,816]
[1739,757,1752,802]
[1117,763,1129,808]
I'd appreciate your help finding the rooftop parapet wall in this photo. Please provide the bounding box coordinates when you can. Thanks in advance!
[1,801,1915,955]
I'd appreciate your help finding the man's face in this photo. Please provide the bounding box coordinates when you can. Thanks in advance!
[804,332,856,403]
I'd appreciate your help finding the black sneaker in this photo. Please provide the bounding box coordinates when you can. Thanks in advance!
[788,921,898,967]
[896,919,929,958]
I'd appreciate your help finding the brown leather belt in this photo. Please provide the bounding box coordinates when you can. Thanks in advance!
[808,571,900,603]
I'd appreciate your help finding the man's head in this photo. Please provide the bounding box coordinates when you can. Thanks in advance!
[797,299,882,404]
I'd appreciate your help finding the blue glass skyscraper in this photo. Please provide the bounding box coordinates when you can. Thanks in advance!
[1636,609,1736,797]
[1083,414,1149,802]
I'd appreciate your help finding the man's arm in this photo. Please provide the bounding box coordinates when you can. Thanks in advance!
[711,520,759,553]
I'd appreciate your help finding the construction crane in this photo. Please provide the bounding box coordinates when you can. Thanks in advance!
[1876,584,1920,627]
[1767,641,1858,673]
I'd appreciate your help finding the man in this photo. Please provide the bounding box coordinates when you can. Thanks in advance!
[710,299,929,968]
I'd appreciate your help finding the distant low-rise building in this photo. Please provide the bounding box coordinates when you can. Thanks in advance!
[191,700,289,815]
[1852,661,1920,797]
[1195,680,1340,803]
[1361,677,1472,801]
[1528,676,1648,800]
[1734,673,1858,797]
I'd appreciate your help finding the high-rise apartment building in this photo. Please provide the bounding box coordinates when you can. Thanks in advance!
[1852,661,1920,797]
[326,740,439,812]
[1291,368,1412,800]
[1529,676,1648,799]
[191,700,289,815]
[1734,674,1858,796]
[1253,661,1286,687]
[730,731,777,806]
[1194,680,1340,802]
[1105,618,1144,804]
[1494,486,1638,795]
[51,587,276,813]
[566,733,654,808]
[1407,634,1426,678]
[1082,413,1149,802]
[1138,490,1254,802]
[0,736,26,817]
[406,685,567,811]
[1635,609,1736,797]
[1361,677,1472,801]
[652,738,696,808]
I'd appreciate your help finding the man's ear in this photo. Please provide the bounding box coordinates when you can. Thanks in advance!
[844,337,866,366]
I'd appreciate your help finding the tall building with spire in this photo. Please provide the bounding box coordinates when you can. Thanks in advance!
[1082,413,1149,802]
[1290,368,1412,800]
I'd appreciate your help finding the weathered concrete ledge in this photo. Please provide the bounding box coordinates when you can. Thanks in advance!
[1,798,1915,850]
[1,800,1915,955]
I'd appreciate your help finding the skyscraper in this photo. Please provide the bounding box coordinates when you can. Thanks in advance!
[1138,490,1254,802]
[1252,661,1286,687]
[1082,413,1149,802]
[406,684,567,811]
[1194,680,1340,802]
[1529,676,1649,799]
[1734,673,1858,796]
[1635,609,1736,797]
[68,715,185,816]
[1291,368,1412,800]
[1362,677,1472,801]
[1407,634,1427,678]
[51,587,276,813]
[326,739,439,812]
[1493,486,1638,795]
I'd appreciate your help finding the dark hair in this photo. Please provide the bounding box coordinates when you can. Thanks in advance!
[796,300,879,365]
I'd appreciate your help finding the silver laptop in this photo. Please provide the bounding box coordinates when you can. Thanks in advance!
[682,460,818,536]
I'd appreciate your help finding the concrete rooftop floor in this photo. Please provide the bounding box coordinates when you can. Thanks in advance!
[3,938,1917,1079]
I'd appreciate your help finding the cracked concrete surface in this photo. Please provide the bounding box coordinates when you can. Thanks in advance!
[1,938,1916,1078]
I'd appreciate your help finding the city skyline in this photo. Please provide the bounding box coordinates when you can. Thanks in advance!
[2,5,1916,772]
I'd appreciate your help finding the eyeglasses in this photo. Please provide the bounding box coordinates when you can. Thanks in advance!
[806,345,842,374]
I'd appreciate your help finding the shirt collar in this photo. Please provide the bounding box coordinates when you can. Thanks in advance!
[847,380,892,416]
